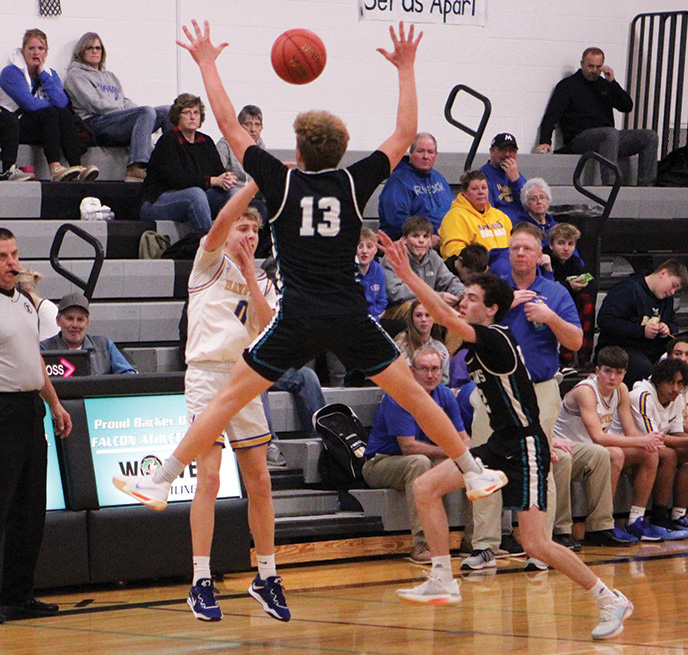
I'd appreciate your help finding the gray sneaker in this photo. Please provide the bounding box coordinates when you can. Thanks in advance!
[267,442,287,467]
[460,549,496,570]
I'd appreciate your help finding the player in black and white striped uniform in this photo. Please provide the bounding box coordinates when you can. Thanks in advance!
[381,232,634,640]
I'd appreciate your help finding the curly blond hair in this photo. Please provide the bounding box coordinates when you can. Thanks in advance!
[293,110,349,171]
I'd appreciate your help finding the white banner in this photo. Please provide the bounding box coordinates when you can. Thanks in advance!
[358,0,486,26]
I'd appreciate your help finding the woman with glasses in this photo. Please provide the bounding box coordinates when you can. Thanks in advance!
[138,93,237,234]
[65,32,170,182]
[0,28,98,182]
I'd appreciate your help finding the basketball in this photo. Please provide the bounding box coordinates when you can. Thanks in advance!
[271,29,327,85]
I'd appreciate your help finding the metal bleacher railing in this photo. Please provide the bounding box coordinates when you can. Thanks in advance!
[626,10,688,159]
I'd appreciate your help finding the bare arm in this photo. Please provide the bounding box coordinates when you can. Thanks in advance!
[376,22,422,170]
[39,362,72,439]
[202,181,259,253]
[378,231,477,343]
[178,20,254,164]
[397,435,447,458]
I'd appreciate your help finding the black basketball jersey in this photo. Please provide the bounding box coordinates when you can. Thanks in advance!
[243,146,390,317]
[465,323,540,437]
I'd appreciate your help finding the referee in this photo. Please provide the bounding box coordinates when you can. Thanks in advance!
[0,228,71,622]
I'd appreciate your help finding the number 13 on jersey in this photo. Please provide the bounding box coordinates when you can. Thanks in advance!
[299,197,341,237]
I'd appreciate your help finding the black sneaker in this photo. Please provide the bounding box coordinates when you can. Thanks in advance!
[553,533,582,552]
[2,598,58,619]
[499,533,525,556]
[584,529,635,547]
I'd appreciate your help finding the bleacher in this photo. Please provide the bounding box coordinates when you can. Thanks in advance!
[5,143,688,584]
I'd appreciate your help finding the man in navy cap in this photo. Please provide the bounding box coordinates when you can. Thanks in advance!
[480,132,527,222]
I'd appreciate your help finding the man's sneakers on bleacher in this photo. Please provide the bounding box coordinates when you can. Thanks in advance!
[0,165,35,182]
[112,473,171,511]
[187,579,222,621]
[248,575,291,621]
[396,572,462,606]
[462,458,508,501]
[592,590,633,640]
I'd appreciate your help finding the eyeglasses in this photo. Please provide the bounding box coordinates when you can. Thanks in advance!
[413,365,441,374]
[180,109,201,117]
[85,45,102,51]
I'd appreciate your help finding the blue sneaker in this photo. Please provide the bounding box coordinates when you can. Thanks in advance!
[672,515,688,531]
[248,575,291,622]
[612,526,639,544]
[625,517,664,542]
[653,525,687,541]
[187,579,222,621]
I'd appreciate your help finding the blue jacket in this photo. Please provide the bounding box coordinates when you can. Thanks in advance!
[378,157,454,240]
[355,259,387,322]
[40,333,137,375]
[480,161,526,222]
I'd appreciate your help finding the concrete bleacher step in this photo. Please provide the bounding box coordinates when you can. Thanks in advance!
[269,468,306,491]
[273,489,340,518]
[88,300,184,343]
[274,512,382,541]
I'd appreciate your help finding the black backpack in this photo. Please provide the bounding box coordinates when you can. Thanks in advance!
[314,403,368,491]
[655,145,688,187]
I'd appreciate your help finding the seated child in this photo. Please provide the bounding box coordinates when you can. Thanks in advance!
[451,243,488,284]
[355,227,387,322]
[546,222,597,369]
[383,215,464,322]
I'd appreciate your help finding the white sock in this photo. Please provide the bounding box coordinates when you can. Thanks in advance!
[671,507,687,521]
[193,556,211,585]
[153,455,185,484]
[454,451,480,475]
[628,506,645,523]
[588,577,615,605]
[431,555,453,582]
[256,554,276,580]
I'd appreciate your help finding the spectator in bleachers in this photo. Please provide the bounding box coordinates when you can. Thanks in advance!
[64,32,171,183]
[378,132,453,243]
[356,227,387,322]
[619,358,688,537]
[480,132,526,221]
[439,170,512,270]
[551,346,650,546]
[40,292,136,375]
[139,93,236,235]
[216,105,271,257]
[394,300,450,384]
[0,109,34,181]
[362,345,466,564]
[596,258,688,389]
[0,29,98,183]
[15,267,58,340]
[536,46,658,186]
[450,243,488,284]
[384,215,463,320]
[546,222,596,370]
[513,177,558,245]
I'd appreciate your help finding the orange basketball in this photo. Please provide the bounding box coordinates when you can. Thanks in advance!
[271,29,326,85]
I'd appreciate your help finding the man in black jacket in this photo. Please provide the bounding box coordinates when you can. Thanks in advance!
[536,47,658,186]
[596,259,688,387]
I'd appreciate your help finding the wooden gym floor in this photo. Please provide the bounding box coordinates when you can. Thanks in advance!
[2,539,688,654]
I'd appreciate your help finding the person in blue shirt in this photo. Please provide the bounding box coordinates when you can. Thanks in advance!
[362,344,468,564]
[40,292,136,375]
[355,227,387,322]
[378,132,454,243]
[480,132,526,222]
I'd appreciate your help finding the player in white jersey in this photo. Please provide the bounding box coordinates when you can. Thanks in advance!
[556,346,667,542]
[182,181,290,622]
[618,357,688,535]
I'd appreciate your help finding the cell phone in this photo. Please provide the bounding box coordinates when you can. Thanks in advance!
[566,273,593,283]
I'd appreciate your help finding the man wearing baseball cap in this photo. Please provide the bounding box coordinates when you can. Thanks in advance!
[480,132,527,222]
[40,292,137,375]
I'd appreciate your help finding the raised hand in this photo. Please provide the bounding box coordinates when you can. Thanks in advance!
[377,230,413,281]
[177,19,228,66]
[377,21,423,70]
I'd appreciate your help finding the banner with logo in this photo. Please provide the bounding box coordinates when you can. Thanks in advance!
[358,0,486,26]
[84,395,242,507]
[44,410,66,511]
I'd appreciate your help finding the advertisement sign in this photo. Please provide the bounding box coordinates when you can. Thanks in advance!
[43,410,66,511]
[84,395,242,507]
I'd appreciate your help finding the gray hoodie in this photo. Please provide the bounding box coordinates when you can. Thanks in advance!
[64,60,136,120]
